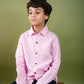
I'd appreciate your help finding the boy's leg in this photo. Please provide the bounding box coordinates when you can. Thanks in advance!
[32,79,37,84]
[48,80,56,84]
[32,79,56,84]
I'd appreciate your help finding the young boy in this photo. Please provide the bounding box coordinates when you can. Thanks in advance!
[12,0,61,84]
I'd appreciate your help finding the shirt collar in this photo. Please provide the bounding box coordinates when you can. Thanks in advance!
[29,25,48,36]
[29,26,35,36]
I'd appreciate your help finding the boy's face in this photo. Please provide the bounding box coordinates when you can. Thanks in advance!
[28,7,49,26]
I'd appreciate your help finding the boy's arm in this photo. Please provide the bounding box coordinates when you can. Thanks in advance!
[15,35,27,84]
[36,35,61,84]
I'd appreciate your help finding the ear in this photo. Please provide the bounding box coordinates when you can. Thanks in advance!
[45,15,49,20]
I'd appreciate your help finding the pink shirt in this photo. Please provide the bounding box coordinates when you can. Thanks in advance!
[15,25,61,84]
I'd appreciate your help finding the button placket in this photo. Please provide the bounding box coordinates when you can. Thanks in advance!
[34,41,38,65]
[33,35,39,75]
[34,36,39,57]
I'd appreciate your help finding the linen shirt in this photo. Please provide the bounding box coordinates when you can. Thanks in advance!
[15,25,61,84]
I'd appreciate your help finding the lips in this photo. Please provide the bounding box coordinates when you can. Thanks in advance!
[31,19,36,21]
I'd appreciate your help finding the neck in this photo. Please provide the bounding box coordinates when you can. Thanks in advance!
[33,24,45,34]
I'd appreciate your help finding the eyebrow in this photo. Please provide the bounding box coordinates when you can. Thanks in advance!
[36,9,42,11]
[29,8,43,11]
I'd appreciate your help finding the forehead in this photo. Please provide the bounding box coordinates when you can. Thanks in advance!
[29,7,44,11]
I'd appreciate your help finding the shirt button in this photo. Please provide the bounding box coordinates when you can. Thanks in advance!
[35,52,38,54]
[35,63,37,65]
[36,42,38,44]
[34,72,36,74]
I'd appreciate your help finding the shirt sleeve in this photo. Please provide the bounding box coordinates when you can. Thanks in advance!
[36,35,61,84]
[15,35,27,84]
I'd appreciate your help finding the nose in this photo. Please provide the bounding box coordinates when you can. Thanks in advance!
[31,12,35,17]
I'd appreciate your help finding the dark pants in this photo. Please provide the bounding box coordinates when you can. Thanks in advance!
[11,79,56,84]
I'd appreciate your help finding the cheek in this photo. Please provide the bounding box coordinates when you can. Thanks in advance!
[28,16,31,22]
[38,15,45,21]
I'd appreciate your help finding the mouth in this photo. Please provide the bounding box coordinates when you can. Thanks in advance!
[31,19,36,21]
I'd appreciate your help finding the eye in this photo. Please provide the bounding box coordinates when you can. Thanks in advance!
[36,12,41,14]
[29,12,32,15]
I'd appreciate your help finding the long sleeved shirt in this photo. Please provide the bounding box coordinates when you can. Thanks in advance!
[15,25,61,84]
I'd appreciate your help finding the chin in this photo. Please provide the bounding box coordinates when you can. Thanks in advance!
[31,23,39,26]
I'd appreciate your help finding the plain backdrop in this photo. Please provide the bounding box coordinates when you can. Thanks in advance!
[0,0,84,84]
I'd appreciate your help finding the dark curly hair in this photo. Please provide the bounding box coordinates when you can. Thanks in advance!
[27,0,52,24]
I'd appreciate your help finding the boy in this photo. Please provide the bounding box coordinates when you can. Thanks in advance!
[11,0,61,84]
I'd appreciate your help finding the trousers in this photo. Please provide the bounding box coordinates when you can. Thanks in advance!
[11,79,56,84]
